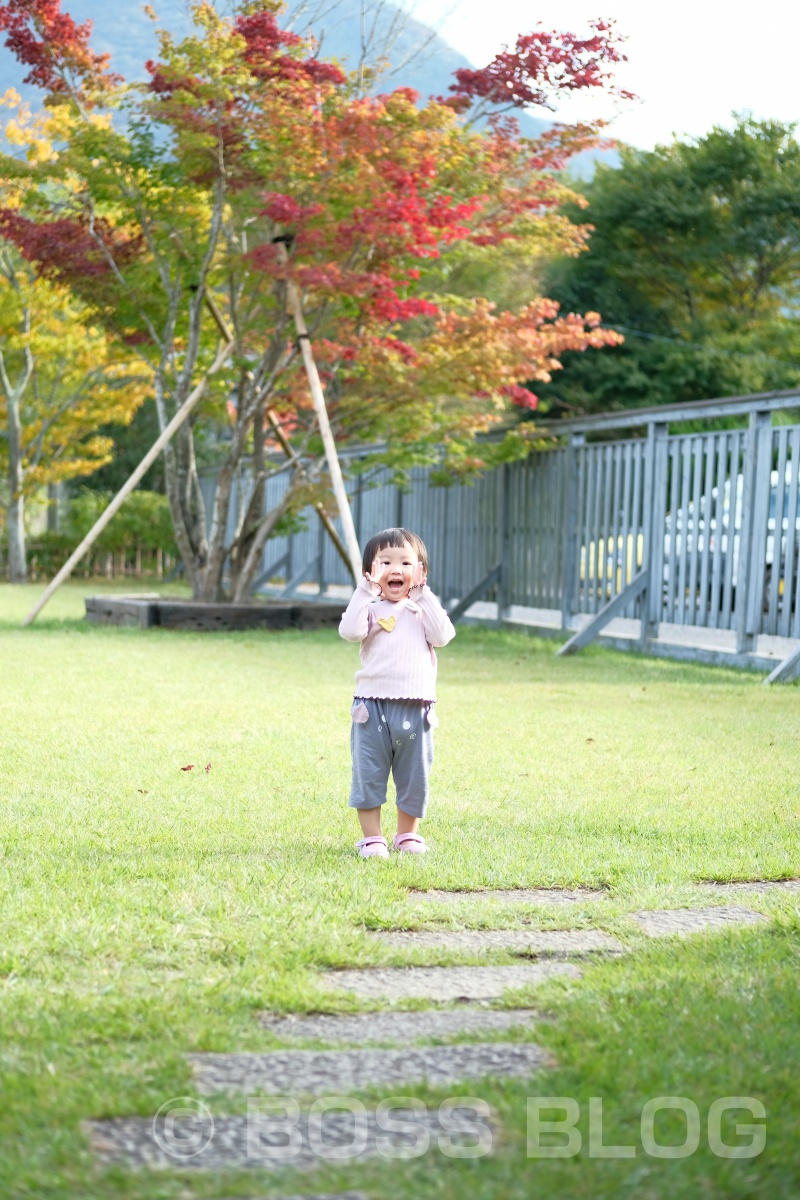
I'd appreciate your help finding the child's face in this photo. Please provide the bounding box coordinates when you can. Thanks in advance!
[372,540,420,602]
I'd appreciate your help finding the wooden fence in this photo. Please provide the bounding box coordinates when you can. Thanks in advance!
[201,389,800,679]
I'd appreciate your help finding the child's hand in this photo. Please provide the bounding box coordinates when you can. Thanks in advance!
[410,561,427,592]
[363,558,384,596]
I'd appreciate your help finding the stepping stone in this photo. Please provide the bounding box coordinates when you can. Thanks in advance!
[411,887,604,905]
[258,1008,541,1045]
[323,963,581,1002]
[633,906,768,937]
[371,929,625,958]
[190,1042,551,1096]
[700,878,800,895]
[86,1106,498,1171]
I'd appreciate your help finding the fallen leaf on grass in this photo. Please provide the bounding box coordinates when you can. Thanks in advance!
[204,762,212,773]
[137,789,150,795]
[180,764,194,772]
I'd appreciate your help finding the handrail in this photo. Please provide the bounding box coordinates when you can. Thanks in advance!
[535,387,800,436]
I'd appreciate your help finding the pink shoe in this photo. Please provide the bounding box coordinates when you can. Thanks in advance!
[393,832,428,854]
[356,836,389,859]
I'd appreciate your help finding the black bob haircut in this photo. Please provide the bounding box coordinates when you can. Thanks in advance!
[361,527,429,577]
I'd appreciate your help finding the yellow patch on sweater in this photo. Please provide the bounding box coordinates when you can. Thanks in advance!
[377,615,396,632]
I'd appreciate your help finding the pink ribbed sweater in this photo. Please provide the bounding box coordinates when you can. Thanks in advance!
[339,578,456,701]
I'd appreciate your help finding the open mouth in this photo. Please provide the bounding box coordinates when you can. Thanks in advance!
[386,580,405,593]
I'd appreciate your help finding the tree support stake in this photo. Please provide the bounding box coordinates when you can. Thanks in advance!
[764,643,800,685]
[557,569,649,656]
[448,563,502,624]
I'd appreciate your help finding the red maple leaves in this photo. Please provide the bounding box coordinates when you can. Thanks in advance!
[0,210,142,284]
[446,20,634,112]
[0,0,119,96]
[0,1,629,459]
[235,10,346,87]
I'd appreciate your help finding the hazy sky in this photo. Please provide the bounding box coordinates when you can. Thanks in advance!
[414,0,800,149]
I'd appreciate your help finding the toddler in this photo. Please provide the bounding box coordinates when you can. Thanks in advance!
[339,527,456,858]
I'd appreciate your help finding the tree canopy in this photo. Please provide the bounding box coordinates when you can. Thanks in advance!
[0,0,630,597]
[539,117,800,417]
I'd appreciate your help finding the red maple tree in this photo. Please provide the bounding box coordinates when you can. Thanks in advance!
[0,0,627,600]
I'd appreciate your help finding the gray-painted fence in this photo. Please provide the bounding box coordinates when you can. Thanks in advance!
[201,390,800,674]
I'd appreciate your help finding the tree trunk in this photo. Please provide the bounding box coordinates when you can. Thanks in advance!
[197,454,236,602]
[227,399,267,600]
[7,490,26,582]
[199,373,268,603]
[156,377,205,597]
[6,392,27,582]
[47,483,59,532]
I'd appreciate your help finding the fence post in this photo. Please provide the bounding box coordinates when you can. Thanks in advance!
[495,462,512,626]
[355,470,363,546]
[736,409,773,653]
[561,432,585,631]
[440,483,450,603]
[643,422,669,644]
[285,523,294,588]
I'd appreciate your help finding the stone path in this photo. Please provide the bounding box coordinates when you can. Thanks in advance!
[86,1106,495,1171]
[87,880,783,1178]
[700,878,800,895]
[258,1008,541,1045]
[190,1043,552,1096]
[411,887,605,905]
[371,929,625,958]
[632,905,768,937]
[323,963,581,1002]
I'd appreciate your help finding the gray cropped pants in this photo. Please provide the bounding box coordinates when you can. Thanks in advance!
[349,697,437,819]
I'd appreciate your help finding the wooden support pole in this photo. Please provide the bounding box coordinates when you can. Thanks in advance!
[284,279,361,580]
[271,236,360,579]
[264,408,354,579]
[21,340,235,627]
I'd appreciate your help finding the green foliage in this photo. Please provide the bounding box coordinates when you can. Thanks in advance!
[539,117,800,416]
[64,487,176,554]
[82,399,164,494]
[17,488,177,577]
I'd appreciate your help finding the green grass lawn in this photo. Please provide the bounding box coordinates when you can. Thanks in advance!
[1,582,799,1199]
